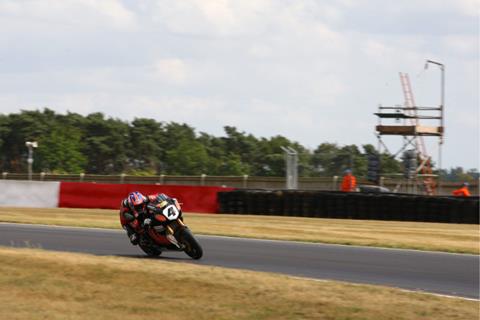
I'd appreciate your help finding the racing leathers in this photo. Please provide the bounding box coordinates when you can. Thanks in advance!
[119,193,173,245]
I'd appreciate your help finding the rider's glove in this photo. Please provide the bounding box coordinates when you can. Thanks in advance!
[143,218,152,229]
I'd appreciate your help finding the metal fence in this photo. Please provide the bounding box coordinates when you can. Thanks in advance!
[1,172,477,196]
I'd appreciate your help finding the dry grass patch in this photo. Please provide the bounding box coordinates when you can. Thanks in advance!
[0,207,117,229]
[0,207,478,254]
[0,246,477,320]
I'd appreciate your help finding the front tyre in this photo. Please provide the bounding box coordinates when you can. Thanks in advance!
[180,228,203,260]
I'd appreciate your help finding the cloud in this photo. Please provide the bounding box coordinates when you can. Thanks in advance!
[0,0,137,30]
[154,58,190,85]
[148,0,273,36]
[442,35,479,58]
[248,44,272,59]
[339,0,478,36]
[455,0,480,16]
[147,0,350,41]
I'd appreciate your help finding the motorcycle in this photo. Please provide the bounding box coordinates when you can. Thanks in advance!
[128,198,203,260]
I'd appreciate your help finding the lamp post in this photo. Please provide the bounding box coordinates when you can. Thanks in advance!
[25,141,38,181]
[424,59,445,194]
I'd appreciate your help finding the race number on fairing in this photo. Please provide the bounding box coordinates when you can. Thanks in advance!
[162,205,180,220]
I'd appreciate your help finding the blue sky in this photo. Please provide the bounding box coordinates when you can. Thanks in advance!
[0,0,478,169]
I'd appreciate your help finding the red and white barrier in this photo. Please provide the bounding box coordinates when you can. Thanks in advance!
[0,180,60,208]
[0,180,233,213]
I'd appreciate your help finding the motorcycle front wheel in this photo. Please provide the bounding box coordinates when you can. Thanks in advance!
[180,228,203,260]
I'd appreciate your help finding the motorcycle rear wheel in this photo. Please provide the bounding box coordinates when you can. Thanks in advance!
[139,243,162,257]
[180,228,203,260]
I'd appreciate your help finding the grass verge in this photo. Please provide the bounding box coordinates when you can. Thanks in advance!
[0,246,477,320]
[0,207,478,254]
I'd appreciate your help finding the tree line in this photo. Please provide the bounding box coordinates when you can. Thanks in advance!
[0,109,477,181]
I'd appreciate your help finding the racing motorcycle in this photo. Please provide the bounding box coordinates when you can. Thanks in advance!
[133,198,203,260]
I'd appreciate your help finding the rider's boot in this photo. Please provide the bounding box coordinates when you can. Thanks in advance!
[125,225,139,245]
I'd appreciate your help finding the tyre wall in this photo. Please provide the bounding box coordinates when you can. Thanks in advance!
[218,190,479,224]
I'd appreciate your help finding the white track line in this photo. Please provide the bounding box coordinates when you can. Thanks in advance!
[288,276,480,301]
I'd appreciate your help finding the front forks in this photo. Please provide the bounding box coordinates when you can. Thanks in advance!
[165,221,186,249]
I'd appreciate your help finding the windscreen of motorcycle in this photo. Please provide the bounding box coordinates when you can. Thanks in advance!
[161,204,180,221]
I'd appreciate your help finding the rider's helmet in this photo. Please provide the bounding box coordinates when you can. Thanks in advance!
[127,191,147,213]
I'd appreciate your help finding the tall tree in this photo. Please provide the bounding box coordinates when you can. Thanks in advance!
[0,114,11,171]
[36,125,87,173]
[128,118,165,174]
[165,138,210,175]
[83,113,129,174]
[312,143,340,176]
[2,109,56,172]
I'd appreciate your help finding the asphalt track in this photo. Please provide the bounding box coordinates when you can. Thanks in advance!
[1,223,478,299]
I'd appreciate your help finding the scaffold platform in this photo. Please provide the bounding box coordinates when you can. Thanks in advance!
[376,125,443,136]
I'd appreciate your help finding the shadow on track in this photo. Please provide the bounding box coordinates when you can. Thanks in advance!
[113,254,195,261]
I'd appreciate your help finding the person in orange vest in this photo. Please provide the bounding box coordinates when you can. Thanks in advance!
[341,169,357,192]
[452,182,471,197]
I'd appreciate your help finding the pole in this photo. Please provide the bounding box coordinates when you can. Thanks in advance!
[439,63,444,195]
[333,176,338,191]
[440,63,445,144]
[438,144,442,194]
[425,60,445,195]
[292,151,298,189]
[25,141,38,181]
[281,146,298,190]
[349,149,353,170]
[27,147,33,181]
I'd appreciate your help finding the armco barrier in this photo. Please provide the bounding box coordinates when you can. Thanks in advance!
[218,190,479,224]
[5,173,479,196]
[59,182,234,213]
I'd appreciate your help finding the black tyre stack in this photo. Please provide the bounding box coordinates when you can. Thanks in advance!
[217,190,479,224]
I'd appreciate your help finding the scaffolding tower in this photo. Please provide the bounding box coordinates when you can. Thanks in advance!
[375,72,444,195]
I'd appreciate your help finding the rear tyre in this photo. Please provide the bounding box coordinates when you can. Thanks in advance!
[180,228,203,260]
[139,243,162,257]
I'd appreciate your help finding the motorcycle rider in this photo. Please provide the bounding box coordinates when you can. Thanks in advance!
[119,191,176,245]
